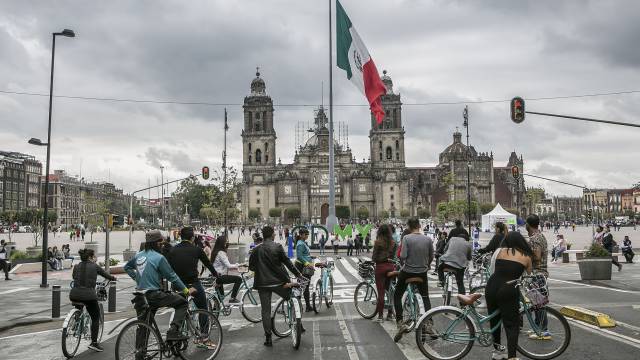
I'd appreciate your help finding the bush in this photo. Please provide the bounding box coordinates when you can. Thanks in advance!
[268,208,282,218]
[417,207,431,219]
[357,206,369,220]
[248,208,261,221]
[336,205,350,220]
[284,207,301,221]
[10,250,41,261]
[400,209,410,218]
[584,243,610,258]
[98,258,120,267]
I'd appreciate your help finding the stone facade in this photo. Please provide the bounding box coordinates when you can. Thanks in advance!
[241,71,524,223]
[0,151,42,212]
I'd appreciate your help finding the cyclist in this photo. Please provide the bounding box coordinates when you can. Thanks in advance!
[248,225,304,347]
[394,218,434,341]
[437,229,472,294]
[372,224,396,322]
[69,248,116,352]
[124,230,196,342]
[211,235,243,303]
[478,222,508,255]
[294,228,314,312]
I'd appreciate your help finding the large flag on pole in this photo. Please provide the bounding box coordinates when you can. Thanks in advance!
[336,0,387,124]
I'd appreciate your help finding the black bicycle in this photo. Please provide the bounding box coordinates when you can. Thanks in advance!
[115,290,223,360]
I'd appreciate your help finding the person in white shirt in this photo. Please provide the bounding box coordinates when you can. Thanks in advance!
[211,236,242,303]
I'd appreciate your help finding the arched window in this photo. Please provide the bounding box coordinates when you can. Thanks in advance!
[248,154,252,164]
[386,147,392,160]
[248,143,252,151]
[265,154,269,163]
[379,141,382,150]
[265,142,268,151]
[396,152,400,161]
[255,149,262,163]
[395,140,399,149]
[379,153,383,161]
[248,112,253,130]
[254,112,261,131]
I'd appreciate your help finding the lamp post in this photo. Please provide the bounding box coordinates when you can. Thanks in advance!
[463,106,472,235]
[29,29,75,288]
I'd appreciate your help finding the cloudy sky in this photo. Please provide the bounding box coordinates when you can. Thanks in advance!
[1,0,639,197]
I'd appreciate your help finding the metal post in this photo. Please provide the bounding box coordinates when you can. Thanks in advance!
[52,284,61,318]
[463,106,471,235]
[128,194,134,251]
[326,0,338,232]
[223,108,229,240]
[41,34,57,289]
[105,214,110,272]
[160,166,165,228]
[108,281,116,312]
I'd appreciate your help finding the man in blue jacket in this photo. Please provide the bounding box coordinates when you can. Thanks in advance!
[125,230,196,341]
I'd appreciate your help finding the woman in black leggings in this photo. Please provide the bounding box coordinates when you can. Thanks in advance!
[485,232,533,360]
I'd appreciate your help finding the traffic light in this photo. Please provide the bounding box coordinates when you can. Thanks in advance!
[510,97,525,123]
[511,165,520,180]
[202,166,210,180]
[107,214,114,228]
[127,214,133,225]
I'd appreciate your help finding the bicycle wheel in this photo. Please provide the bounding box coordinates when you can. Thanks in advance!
[468,270,485,290]
[469,286,488,317]
[325,275,334,307]
[415,307,475,360]
[178,309,223,360]
[354,281,377,319]
[115,320,163,360]
[402,291,421,332]
[313,279,323,313]
[207,294,223,318]
[61,309,82,359]
[291,317,302,350]
[240,288,262,323]
[517,306,571,360]
[271,298,292,338]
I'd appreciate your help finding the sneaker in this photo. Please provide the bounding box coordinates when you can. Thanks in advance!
[264,334,273,347]
[166,327,188,341]
[88,342,104,352]
[491,344,507,360]
[305,306,314,312]
[228,298,241,304]
[375,315,384,323]
[528,331,551,340]
[386,312,395,321]
[394,321,408,342]
[618,264,623,272]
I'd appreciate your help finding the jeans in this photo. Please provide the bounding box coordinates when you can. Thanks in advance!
[319,243,325,255]
[393,271,431,320]
[347,244,353,256]
[257,286,291,335]
[552,248,565,262]
[74,300,101,343]
[0,259,10,279]
[437,263,466,295]
[216,275,242,299]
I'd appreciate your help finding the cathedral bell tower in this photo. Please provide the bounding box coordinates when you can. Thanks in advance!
[242,68,276,167]
[370,70,405,167]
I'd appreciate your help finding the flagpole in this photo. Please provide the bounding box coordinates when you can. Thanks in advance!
[327,0,338,232]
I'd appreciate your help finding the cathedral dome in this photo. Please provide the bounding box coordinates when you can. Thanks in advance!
[441,130,477,157]
[250,68,266,95]
[381,70,393,94]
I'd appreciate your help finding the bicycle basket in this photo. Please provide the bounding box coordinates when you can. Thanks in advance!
[357,263,374,279]
[524,275,549,308]
[96,284,108,301]
[292,277,310,297]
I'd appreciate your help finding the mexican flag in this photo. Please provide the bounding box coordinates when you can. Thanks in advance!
[336,0,387,124]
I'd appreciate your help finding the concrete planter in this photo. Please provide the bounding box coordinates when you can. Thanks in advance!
[25,246,42,258]
[577,258,613,280]
[123,249,137,262]
[83,242,99,255]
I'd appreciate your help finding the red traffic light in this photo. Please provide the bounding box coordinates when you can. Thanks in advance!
[511,165,520,180]
[510,97,525,123]
[202,166,210,180]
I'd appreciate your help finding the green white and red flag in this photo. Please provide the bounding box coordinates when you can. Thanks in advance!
[336,0,387,124]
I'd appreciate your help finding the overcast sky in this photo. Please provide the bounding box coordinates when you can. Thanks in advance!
[1,0,639,197]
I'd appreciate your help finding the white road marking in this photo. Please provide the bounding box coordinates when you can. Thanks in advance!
[0,287,29,295]
[334,304,360,360]
[567,318,640,349]
[313,321,323,360]
[339,258,359,278]
[548,278,640,294]
[332,264,348,284]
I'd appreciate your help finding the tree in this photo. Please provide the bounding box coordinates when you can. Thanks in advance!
[417,207,431,219]
[284,207,301,223]
[380,210,390,219]
[335,205,350,220]
[357,206,369,220]
[480,203,496,215]
[400,209,410,218]
[269,208,282,218]
[199,206,218,225]
[174,176,216,221]
[29,209,57,248]
[248,208,261,221]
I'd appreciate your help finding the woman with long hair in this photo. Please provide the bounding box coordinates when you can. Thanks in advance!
[70,248,116,352]
[211,236,242,303]
[372,224,396,322]
[478,222,508,255]
[486,232,533,360]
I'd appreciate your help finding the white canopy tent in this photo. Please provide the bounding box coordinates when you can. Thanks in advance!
[481,203,517,232]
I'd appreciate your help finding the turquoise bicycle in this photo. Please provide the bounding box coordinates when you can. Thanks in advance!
[61,281,110,358]
[271,277,310,349]
[311,259,335,313]
[196,268,262,323]
[415,276,571,360]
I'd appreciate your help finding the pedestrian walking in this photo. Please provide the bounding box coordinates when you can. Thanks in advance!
[346,235,354,256]
[81,228,86,241]
[331,233,339,255]
[355,234,363,256]
[365,233,371,253]
[319,234,326,255]
[622,236,634,263]
[0,239,12,280]
[602,226,622,271]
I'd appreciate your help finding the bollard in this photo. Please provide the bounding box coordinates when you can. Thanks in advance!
[52,285,61,318]
[108,281,117,312]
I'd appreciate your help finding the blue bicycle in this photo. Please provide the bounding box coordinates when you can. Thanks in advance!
[312,259,335,313]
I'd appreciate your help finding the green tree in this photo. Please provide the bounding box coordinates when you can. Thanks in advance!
[380,210,390,219]
[199,206,218,225]
[480,202,496,214]
[284,207,301,223]
[269,208,282,218]
[248,208,262,221]
[417,207,431,219]
[400,209,410,218]
[357,206,369,220]
[335,205,350,220]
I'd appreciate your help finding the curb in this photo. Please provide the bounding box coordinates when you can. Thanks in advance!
[560,306,616,328]
[0,318,54,332]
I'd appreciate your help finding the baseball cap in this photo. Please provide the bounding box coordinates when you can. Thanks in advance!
[145,230,164,243]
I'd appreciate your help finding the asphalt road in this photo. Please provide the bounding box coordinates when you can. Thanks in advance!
[1,253,640,360]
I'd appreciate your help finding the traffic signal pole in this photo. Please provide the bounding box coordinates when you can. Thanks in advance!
[525,111,640,128]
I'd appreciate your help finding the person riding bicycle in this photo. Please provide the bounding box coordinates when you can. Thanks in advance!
[478,222,508,255]
[69,248,116,352]
[124,230,196,342]
[437,228,472,294]
[394,218,434,342]
[211,235,243,303]
[294,228,314,312]
[248,225,304,347]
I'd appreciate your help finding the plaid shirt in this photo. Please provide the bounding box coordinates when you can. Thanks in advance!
[528,232,548,277]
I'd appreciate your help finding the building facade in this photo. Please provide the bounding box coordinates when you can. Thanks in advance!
[0,151,42,212]
[241,71,524,223]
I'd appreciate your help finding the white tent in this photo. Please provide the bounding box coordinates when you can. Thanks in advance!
[481,203,517,232]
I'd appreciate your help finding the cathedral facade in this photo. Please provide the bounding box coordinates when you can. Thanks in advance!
[241,70,525,224]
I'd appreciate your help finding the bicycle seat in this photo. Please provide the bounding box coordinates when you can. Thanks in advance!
[457,293,482,306]
[132,290,149,296]
[442,267,458,274]
[405,277,424,284]
[71,302,85,309]
[315,263,328,268]
[284,282,300,289]
[386,271,400,278]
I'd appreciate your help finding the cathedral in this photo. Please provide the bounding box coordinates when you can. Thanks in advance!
[241,70,525,224]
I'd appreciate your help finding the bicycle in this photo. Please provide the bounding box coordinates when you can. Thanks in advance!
[61,280,111,358]
[271,277,310,349]
[311,259,335,313]
[198,267,262,323]
[394,275,426,342]
[115,289,223,360]
[415,276,571,360]
[464,253,491,290]
[441,267,457,306]
[353,259,399,319]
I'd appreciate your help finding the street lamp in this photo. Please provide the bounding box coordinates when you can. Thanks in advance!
[28,28,75,288]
